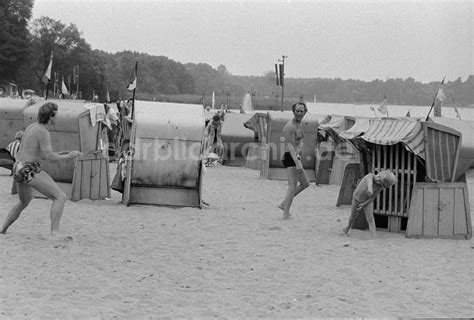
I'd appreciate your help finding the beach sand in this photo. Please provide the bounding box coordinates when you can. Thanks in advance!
[1,165,473,318]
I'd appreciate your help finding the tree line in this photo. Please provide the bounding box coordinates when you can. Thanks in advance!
[1,0,472,110]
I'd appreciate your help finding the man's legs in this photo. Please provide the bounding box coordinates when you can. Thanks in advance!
[279,168,309,210]
[1,182,33,234]
[295,168,310,195]
[28,171,67,235]
[282,167,297,219]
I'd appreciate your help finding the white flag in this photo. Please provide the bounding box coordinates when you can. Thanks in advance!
[42,52,53,84]
[212,91,215,109]
[377,97,388,116]
[61,77,69,95]
[436,88,446,102]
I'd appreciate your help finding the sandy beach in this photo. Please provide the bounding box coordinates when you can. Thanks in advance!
[1,164,473,318]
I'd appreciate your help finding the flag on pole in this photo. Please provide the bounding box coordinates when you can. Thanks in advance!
[405,110,411,117]
[127,62,137,91]
[106,88,111,102]
[127,60,138,119]
[425,76,445,121]
[275,64,280,86]
[279,64,284,86]
[434,87,446,117]
[211,91,215,109]
[377,97,388,116]
[61,77,69,95]
[452,98,462,120]
[436,87,446,102]
[453,103,461,120]
[42,52,53,85]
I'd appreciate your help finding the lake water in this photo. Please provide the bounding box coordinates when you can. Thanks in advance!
[305,102,474,121]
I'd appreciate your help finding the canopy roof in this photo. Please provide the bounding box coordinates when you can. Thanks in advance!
[359,118,425,158]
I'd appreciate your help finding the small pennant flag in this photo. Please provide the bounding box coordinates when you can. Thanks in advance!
[405,110,411,117]
[212,91,215,109]
[453,104,461,120]
[377,97,388,116]
[434,87,446,117]
[61,77,69,95]
[452,98,462,120]
[127,61,137,91]
[436,88,446,102]
[42,52,53,85]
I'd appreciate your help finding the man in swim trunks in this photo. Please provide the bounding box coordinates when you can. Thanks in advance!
[278,102,311,219]
[1,102,82,237]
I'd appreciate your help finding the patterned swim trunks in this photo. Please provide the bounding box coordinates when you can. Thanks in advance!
[13,161,41,183]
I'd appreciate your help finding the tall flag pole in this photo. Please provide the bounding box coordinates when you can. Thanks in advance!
[42,51,53,100]
[73,65,80,98]
[278,55,287,112]
[425,76,445,121]
[275,55,287,111]
[127,60,138,119]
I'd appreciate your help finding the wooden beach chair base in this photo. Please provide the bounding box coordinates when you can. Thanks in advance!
[406,181,472,239]
[71,153,111,202]
[128,185,201,208]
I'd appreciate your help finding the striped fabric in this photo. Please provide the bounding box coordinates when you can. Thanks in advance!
[6,140,21,160]
[339,118,372,140]
[243,113,268,143]
[360,118,425,159]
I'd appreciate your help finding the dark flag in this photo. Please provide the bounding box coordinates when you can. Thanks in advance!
[279,64,284,86]
[127,61,138,91]
[275,64,280,86]
[42,52,53,100]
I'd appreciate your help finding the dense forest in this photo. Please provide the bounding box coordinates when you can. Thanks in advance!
[1,0,473,110]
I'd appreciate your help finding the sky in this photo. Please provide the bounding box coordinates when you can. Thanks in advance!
[31,0,473,83]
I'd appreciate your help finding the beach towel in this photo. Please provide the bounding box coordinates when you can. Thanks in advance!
[84,103,107,126]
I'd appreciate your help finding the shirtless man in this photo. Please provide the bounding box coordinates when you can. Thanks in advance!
[1,102,82,237]
[279,102,311,219]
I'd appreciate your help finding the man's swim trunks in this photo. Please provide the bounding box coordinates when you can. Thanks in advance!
[13,162,41,183]
[282,152,296,168]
